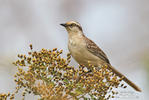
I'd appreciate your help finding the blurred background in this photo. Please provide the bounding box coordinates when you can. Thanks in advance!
[0,0,149,100]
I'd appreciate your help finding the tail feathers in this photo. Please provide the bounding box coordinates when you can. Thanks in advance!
[108,65,141,92]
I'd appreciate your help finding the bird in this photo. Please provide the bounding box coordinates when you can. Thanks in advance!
[60,21,141,92]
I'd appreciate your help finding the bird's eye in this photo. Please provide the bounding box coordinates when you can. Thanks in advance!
[70,24,73,27]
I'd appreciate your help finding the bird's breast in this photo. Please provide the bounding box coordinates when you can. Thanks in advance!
[68,37,86,57]
[68,37,100,67]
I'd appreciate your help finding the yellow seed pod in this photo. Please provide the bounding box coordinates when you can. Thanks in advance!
[59,50,63,54]
[32,58,36,62]
[53,48,57,51]
[83,68,88,73]
[69,69,73,73]
[64,73,67,77]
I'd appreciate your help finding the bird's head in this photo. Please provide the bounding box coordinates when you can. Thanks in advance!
[60,21,83,34]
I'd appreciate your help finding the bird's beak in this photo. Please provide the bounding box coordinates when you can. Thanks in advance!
[60,23,67,27]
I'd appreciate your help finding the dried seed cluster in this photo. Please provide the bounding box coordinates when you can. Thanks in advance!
[0,44,127,100]
[0,93,10,100]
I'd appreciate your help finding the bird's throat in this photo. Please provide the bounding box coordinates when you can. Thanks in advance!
[68,31,83,39]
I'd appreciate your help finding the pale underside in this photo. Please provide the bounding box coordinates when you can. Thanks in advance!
[68,34,109,67]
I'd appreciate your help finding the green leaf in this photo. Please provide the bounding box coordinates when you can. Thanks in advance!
[63,79,69,83]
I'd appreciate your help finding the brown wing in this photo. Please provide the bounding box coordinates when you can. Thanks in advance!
[83,36,142,92]
[83,35,110,64]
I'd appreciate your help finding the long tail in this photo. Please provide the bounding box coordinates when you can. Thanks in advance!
[107,64,141,92]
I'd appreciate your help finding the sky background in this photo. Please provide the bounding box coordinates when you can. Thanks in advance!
[0,0,149,100]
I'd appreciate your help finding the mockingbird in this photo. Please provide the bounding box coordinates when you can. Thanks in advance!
[60,21,141,92]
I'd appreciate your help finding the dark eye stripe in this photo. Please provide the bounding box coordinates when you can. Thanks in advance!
[68,23,83,31]
[70,23,75,26]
